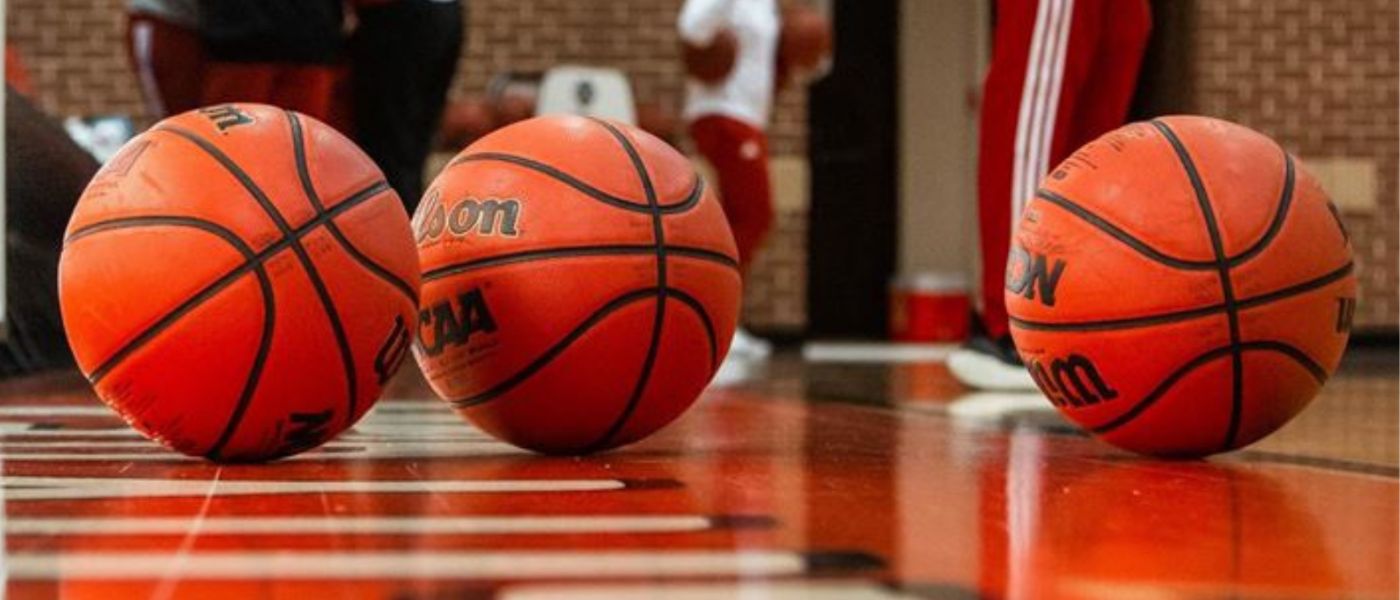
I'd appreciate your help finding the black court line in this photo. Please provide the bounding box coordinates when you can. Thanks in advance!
[803,551,887,573]
[1092,340,1326,436]
[421,243,740,282]
[160,124,364,424]
[582,119,668,453]
[63,216,277,460]
[1231,451,1400,478]
[1009,261,1354,333]
[707,515,778,530]
[285,111,419,305]
[450,152,704,214]
[1151,120,1247,451]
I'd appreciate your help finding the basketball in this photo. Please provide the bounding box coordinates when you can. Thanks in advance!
[411,115,741,455]
[58,104,420,462]
[1006,116,1356,457]
[439,96,497,150]
[492,89,538,128]
[682,29,738,85]
[778,4,832,73]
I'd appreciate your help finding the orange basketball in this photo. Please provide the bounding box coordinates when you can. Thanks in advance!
[778,4,832,73]
[1006,116,1355,457]
[682,29,738,85]
[59,104,420,462]
[411,115,741,455]
[439,96,497,150]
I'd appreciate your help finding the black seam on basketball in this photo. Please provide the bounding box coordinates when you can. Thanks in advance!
[58,217,276,460]
[284,111,419,305]
[205,261,276,461]
[283,111,327,214]
[1009,262,1354,332]
[83,183,387,383]
[1227,151,1295,265]
[323,204,420,303]
[666,288,719,371]
[73,218,255,381]
[448,289,658,408]
[450,152,704,214]
[673,175,706,214]
[1090,346,1229,434]
[584,118,667,453]
[1035,189,1218,270]
[1252,340,1329,382]
[1151,120,1244,451]
[668,245,740,270]
[422,243,740,282]
[161,123,363,422]
[66,215,247,249]
[1236,262,1353,311]
[1092,341,1327,435]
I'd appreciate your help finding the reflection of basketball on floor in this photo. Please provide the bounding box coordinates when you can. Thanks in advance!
[59,103,420,462]
[412,115,741,455]
[1007,116,1356,457]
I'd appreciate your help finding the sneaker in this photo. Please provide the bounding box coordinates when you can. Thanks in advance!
[947,334,1037,391]
[727,327,772,360]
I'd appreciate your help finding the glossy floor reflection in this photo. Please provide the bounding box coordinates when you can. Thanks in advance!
[0,345,1394,599]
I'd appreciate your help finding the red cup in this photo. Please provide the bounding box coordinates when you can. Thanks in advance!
[890,273,970,342]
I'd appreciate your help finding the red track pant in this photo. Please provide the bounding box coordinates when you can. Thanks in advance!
[689,114,774,273]
[127,13,205,118]
[977,0,1151,338]
[202,63,341,127]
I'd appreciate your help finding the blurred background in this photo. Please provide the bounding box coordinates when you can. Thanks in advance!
[5,0,1396,343]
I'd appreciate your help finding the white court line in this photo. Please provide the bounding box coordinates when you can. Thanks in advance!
[2,476,624,501]
[802,342,955,364]
[0,427,141,438]
[0,440,176,448]
[3,550,806,580]
[0,406,113,417]
[945,392,1055,420]
[5,516,712,536]
[502,581,923,600]
[0,448,522,462]
[0,404,464,422]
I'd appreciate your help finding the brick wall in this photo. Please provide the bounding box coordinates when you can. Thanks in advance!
[8,0,141,120]
[456,0,808,156]
[1186,0,1398,331]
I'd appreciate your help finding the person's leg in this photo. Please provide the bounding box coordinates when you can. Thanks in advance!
[270,65,339,124]
[688,114,774,358]
[0,89,101,376]
[128,12,205,118]
[351,0,464,210]
[201,62,277,107]
[1067,0,1151,149]
[955,0,1108,389]
[976,0,1089,341]
[687,115,774,272]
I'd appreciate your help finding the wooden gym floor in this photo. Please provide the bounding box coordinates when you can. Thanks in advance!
[0,344,1393,599]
